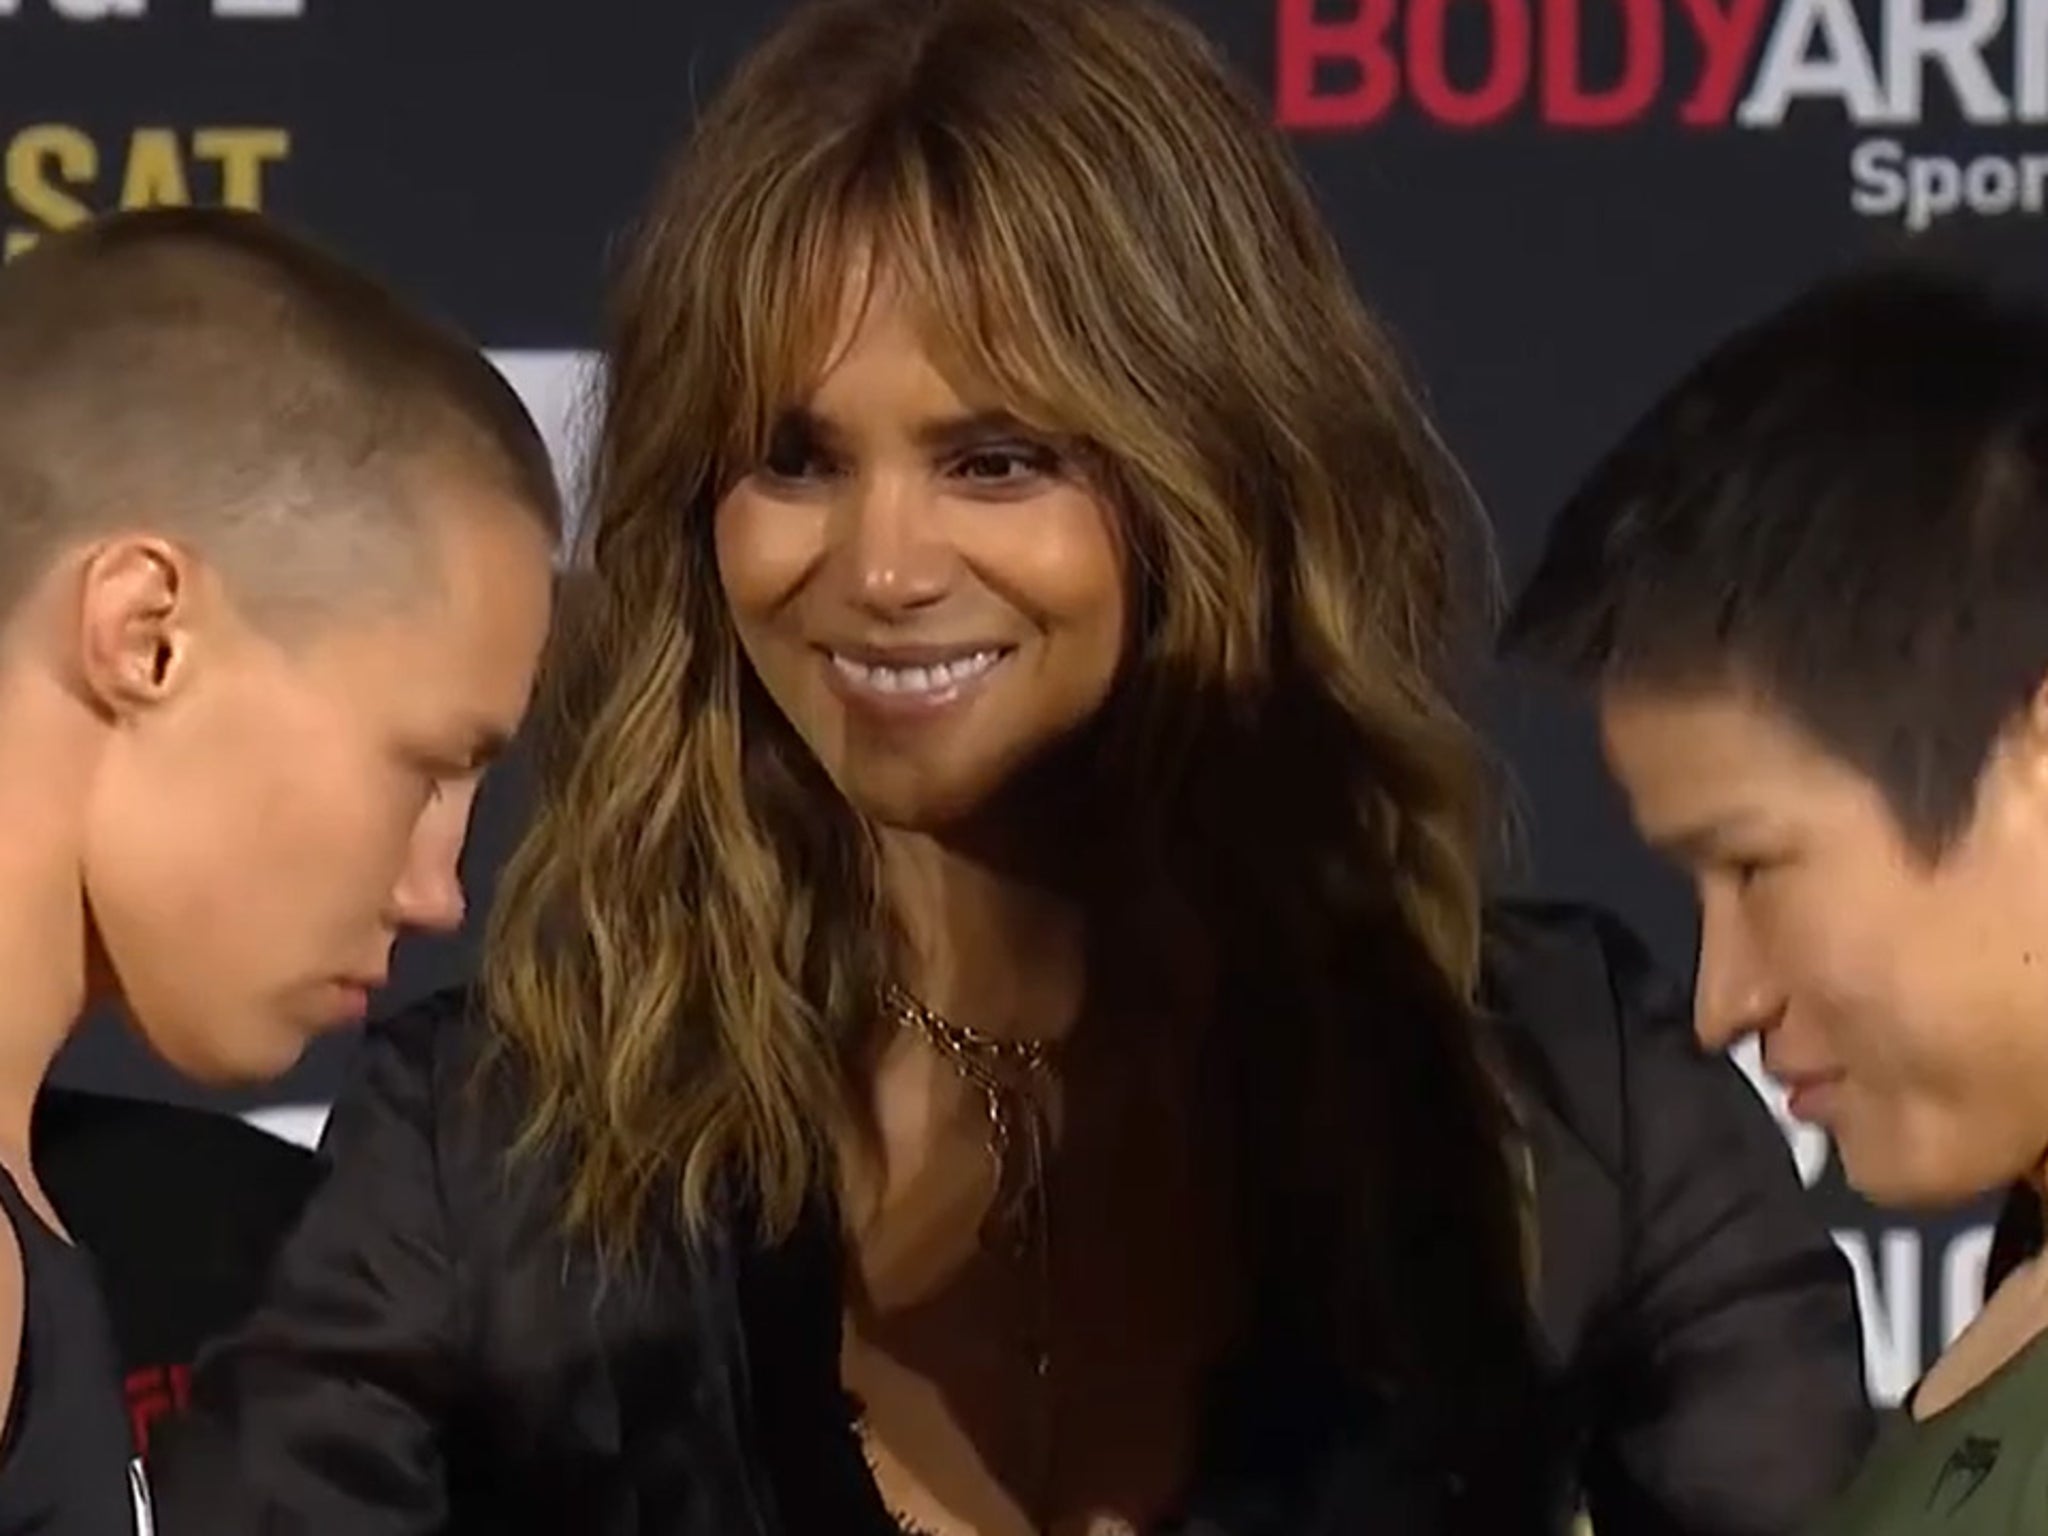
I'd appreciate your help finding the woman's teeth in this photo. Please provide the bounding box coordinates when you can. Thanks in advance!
[831,648,1004,696]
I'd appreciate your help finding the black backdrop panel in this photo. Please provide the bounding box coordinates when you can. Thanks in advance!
[3,0,2041,1405]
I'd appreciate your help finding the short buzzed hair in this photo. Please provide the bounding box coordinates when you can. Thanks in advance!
[0,206,561,629]
[1504,262,2048,856]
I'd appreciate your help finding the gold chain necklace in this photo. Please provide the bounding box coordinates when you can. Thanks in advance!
[883,984,1057,1239]
[867,984,1062,1529]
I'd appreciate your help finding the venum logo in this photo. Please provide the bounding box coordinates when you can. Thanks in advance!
[1276,0,2048,232]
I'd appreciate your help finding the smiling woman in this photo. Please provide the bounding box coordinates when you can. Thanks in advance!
[716,276,1129,832]
[139,1,1873,1533]
[490,0,1540,1502]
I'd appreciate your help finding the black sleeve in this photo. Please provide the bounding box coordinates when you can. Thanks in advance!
[1490,902,1874,1536]
[147,996,471,1536]
[34,1089,319,1387]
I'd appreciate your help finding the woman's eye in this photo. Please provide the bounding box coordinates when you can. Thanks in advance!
[762,438,832,482]
[756,414,838,484]
[953,444,1060,485]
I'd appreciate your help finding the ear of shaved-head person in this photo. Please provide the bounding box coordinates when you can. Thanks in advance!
[0,205,558,1534]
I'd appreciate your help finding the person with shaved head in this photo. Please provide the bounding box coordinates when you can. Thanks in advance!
[0,206,557,1533]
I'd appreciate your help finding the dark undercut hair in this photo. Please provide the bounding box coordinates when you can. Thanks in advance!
[1504,262,2048,858]
[0,205,561,630]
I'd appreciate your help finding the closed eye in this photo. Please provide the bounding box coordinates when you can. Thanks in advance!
[1723,853,1787,888]
[406,743,495,800]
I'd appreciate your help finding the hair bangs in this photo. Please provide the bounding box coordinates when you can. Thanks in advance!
[710,173,871,484]
[874,197,1089,443]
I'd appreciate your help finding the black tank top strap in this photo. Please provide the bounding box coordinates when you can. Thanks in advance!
[0,1159,148,1535]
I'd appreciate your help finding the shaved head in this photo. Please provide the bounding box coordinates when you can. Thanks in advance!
[0,206,561,632]
[0,210,562,1089]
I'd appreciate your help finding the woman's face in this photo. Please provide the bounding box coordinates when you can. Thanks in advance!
[715,279,1127,832]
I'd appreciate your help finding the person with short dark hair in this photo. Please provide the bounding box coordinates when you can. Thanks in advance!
[1506,262,2048,1533]
[0,206,557,1533]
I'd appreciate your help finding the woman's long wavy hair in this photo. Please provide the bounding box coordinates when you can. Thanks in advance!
[486,0,1533,1433]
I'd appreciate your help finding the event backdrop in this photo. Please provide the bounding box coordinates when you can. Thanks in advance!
[4,0,2043,1407]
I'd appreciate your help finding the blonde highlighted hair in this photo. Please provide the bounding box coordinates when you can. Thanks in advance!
[485,0,1528,1418]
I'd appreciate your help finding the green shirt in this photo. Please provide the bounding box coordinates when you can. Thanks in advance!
[1807,1335,2048,1535]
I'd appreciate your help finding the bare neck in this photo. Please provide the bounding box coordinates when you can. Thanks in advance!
[0,687,99,1149]
[878,827,1090,1046]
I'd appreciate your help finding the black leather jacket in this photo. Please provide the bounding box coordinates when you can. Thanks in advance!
[148,900,1871,1535]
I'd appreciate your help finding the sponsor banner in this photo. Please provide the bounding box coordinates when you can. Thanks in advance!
[3,123,292,259]
[1275,0,2048,235]
[488,349,600,547]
